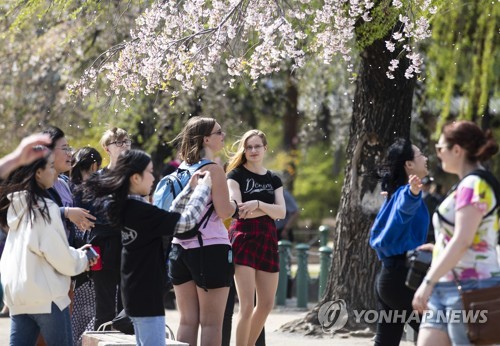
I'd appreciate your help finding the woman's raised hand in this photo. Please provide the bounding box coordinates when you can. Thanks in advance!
[189,171,212,188]
[408,175,423,196]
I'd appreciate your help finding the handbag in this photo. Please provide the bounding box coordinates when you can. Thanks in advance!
[453,271,500,345]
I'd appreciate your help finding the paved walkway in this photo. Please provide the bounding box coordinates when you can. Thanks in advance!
[164,301,415,345]
[0,302,415,345]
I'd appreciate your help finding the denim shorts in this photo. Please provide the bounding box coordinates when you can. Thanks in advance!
[420,277,500,345]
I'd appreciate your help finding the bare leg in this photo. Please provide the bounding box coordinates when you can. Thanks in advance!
[174,281,200,346]
[233,265,256,346]
[247,270,279,346]
[198,286,230,346]
[417,327,451,346]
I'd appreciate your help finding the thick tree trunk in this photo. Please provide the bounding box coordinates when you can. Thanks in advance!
[323,37,415,326]
[298,37,416,331]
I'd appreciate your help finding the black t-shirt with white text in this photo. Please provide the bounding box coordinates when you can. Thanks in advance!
[227,166,282,204]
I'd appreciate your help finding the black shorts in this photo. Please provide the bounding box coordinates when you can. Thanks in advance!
[168,244,234,289]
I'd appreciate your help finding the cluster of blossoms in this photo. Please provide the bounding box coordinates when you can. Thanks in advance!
[385,0,436,79]
[69,0,438,98]
[311,0,375,73]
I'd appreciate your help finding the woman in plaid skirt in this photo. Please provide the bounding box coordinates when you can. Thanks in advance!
[226,130,286,346]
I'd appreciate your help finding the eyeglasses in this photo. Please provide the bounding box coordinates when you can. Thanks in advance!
[414,152,426,158]
[245,144,264,151]
[209,129,224,136]
[55,146,73,154]
[435,144,449,154]
[109,139,132,147]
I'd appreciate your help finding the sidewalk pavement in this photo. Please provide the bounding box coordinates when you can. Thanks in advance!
[166,300,415,346]
[0,301,415,345]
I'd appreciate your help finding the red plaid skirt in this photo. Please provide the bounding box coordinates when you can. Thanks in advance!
[229,216,279,273]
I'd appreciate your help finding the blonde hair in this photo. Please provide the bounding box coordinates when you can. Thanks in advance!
[226,130,267,173]
[99,127,129,149]
[173,117,217,164]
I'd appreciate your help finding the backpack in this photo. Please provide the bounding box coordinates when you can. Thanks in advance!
[153,159,215,240]
[436,169,500,245]
[153,159,212,211]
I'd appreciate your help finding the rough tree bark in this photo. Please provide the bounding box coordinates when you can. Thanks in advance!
[282,35,416,335]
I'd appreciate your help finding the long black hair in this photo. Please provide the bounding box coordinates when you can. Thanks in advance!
[42,126,65,150]
[82,149,151,228]
[71,147,102,185]
[0,156,52,228]
[378,138,414,199]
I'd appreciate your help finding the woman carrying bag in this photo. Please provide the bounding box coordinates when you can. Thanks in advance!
[413,121,500,346]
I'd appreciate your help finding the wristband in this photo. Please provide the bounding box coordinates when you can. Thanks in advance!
[424,277,436,286]
[231,200,239,219]
[64,207,69,218]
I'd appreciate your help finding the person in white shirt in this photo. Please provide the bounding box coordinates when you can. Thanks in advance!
[0,152,96,346]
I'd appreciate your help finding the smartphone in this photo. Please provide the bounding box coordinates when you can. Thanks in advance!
[86,247,99,261]
[89,246,103,271]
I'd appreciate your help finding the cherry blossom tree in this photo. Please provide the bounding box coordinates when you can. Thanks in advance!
[70,0,436,99]
[69,0,438,331]
[5,0,498,334]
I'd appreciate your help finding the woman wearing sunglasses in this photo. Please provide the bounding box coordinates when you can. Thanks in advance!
[413,121,500,346]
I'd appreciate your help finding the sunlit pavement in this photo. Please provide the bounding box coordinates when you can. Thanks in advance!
[0,296,416,345]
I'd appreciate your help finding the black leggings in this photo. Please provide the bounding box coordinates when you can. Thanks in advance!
[222,279,265,346]
[93,269,122,330]
[374,264,419,346]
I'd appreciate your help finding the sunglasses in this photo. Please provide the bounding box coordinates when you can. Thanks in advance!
[435,144,449,154]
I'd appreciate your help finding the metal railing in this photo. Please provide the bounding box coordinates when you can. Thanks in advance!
[275,225,333,307]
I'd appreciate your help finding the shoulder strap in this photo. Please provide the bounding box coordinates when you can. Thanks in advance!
[194,203,214,293]
[179,159,214,172]
[435,169,500,227]
[463,169,500,218]
[435,208,455,227]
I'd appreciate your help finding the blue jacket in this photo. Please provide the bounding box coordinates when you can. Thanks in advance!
[370,185,429,260]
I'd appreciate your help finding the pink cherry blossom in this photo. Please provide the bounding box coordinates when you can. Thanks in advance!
[68,0,439,100]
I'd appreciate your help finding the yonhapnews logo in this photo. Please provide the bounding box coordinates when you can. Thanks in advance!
[317,299,348,333]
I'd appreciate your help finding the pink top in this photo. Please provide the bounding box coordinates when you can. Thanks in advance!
[172,198,230,249]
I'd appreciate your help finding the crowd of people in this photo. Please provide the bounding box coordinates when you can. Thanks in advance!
[0,119,287,346]
[0,118,497,346]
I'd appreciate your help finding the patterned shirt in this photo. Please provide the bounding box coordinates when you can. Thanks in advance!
[128,183,210,236]
[433,175,500,281]
[170,184,211,234]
